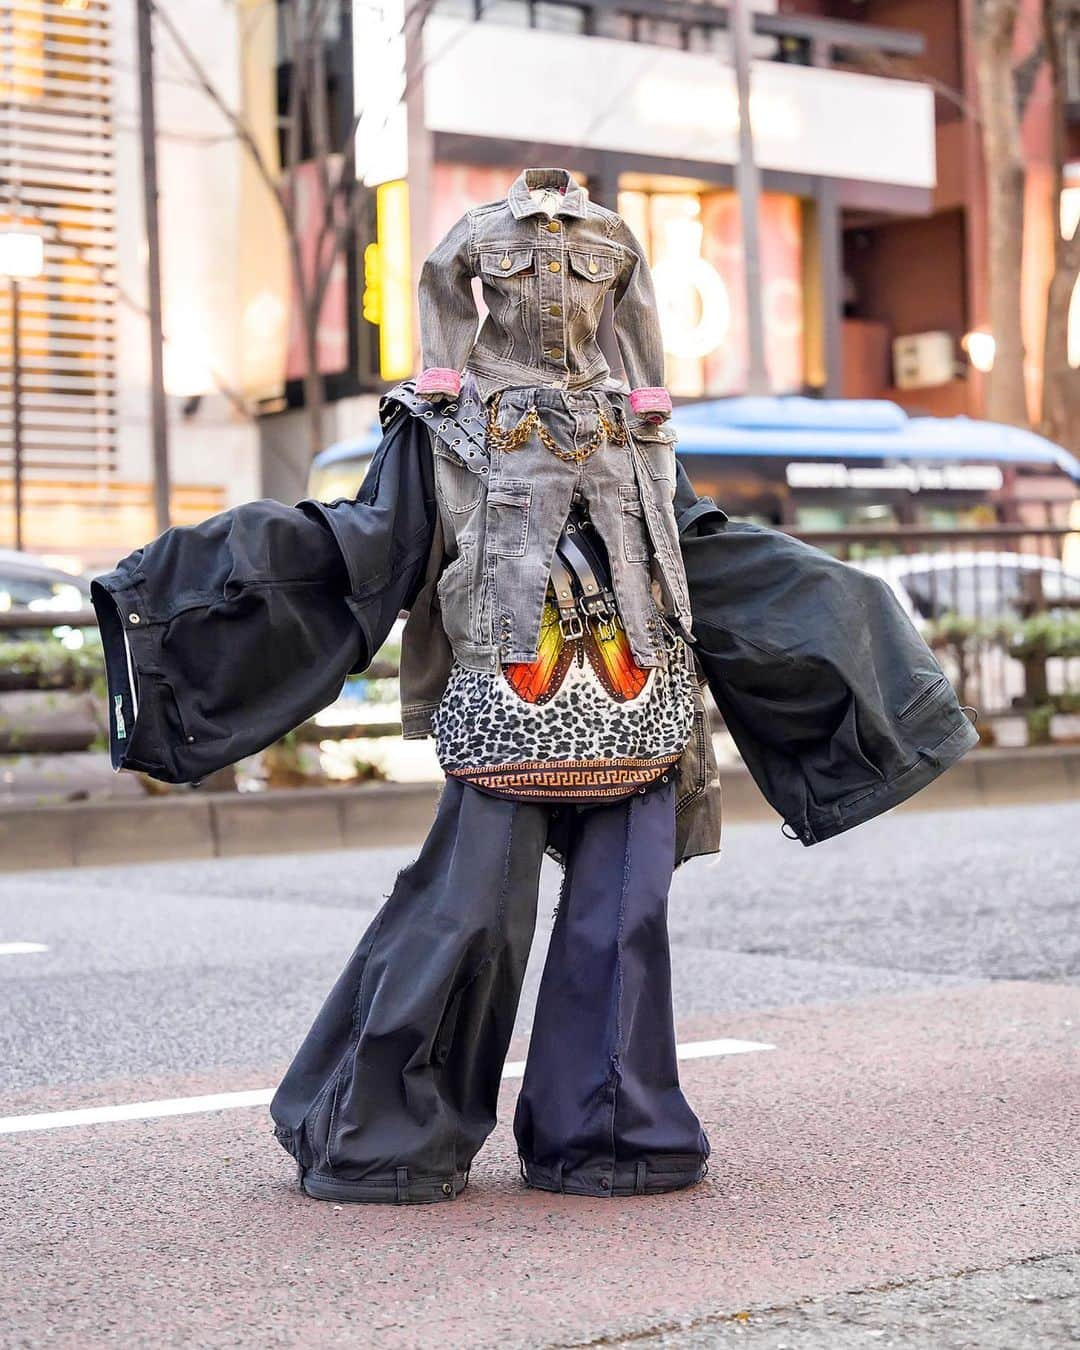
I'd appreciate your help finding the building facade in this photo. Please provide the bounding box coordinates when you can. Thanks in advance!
[1,0,268,567]
[353,0,939,409]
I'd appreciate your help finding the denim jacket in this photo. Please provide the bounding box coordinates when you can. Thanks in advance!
[416,167,673,420]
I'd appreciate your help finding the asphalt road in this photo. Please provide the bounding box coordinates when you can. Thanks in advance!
[1,798,1077,1348]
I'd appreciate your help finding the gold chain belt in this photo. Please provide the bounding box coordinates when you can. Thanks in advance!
[486,389,628,464]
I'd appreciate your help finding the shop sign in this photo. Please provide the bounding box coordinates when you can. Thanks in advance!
[785,462,1006,492]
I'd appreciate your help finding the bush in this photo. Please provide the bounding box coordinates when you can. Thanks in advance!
[0,640,105,692]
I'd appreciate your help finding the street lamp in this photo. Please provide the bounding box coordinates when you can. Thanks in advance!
[0,230,45,553]
[961,329,996,375]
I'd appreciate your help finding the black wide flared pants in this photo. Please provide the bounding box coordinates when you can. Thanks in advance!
[270,775,709,1203]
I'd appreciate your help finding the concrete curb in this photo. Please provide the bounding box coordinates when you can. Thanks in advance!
[0,747,1077,872]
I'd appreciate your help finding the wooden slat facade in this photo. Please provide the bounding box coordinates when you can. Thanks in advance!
[0,0,117,483]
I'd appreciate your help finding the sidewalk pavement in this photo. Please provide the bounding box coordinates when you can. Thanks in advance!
[1,744,1078,873]
[2,981,1076,1348]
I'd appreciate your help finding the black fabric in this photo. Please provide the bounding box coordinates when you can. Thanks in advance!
[672,463,979,844]
[516,778,709,1196]
[89,412,436,783]
[270,777,706,1203]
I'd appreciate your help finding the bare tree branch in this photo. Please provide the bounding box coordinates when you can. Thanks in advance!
[972,0,1030,426]
[150,0,290,223]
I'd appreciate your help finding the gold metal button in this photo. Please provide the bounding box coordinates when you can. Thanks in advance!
[500,256,511,269]
[548,303,561,316]
[548,260,561,273]
[549,348,563,359]
[547,221,560,232]
[588,260,599,275]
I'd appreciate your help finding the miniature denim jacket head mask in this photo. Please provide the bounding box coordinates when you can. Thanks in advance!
[415,166,673,420]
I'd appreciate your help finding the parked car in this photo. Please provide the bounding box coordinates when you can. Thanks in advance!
[854,551,1080,626]
[854,551,1080,712]
[0,550,93,646]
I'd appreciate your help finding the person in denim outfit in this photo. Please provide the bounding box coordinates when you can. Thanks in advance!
[270,171,717,1203]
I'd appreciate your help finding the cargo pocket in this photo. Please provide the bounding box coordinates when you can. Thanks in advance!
[629,416,675,481]
[486,478,532,557]
[620,484,650,563]
[434,445,482,514]
[436,541,476,646]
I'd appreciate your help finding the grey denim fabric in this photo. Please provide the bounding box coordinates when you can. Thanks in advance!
[418,166,668,400]
[431,383,694,671]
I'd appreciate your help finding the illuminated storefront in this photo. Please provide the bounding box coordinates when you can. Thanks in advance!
[618,184,803,398]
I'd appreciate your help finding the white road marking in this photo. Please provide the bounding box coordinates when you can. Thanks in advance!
[0,1038,775,1136]
[502,1038,773,1078]
[0,1090,274,1135]
[674,1038,773,1061]
[0,942,48,957]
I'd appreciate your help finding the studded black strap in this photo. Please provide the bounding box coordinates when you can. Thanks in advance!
[380,377,491,478]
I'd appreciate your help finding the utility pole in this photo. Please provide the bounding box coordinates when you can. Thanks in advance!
[403,0,435,375]
[10,278,23,551]
[135,0,171,534]
[731,0,770,396]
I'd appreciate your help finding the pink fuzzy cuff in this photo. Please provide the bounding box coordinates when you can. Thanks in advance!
[630,386,673,417]
[416,367,461,397]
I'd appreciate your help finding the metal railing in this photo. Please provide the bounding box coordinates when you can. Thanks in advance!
[791,525,1080,719]
[435,0,925,66]
[3,524,1077,748]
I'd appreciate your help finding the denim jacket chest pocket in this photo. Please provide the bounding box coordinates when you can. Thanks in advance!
[477,248,536,360]
[567,247,618,321]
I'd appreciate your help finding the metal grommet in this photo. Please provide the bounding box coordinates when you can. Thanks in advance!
[599,1177,610,1189]
[128,613,140,624]
[441,1181,453,1196]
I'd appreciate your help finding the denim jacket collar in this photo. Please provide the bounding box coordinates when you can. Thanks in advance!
[507,166,589,220]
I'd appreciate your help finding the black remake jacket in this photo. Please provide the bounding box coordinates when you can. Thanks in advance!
[91,388,979,857]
